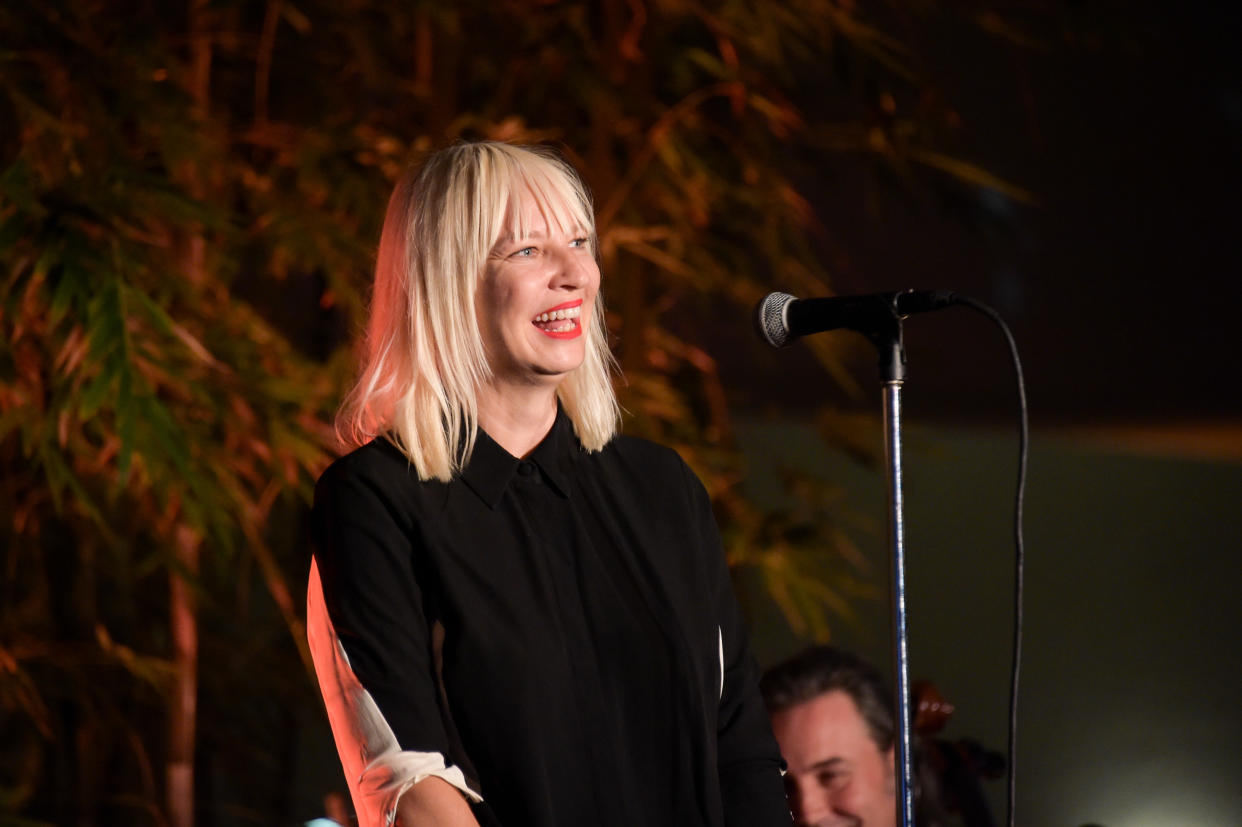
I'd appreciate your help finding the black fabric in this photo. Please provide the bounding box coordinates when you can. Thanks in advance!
[311,410,790,826]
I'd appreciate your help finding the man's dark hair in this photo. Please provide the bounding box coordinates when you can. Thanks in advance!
[760,645,895,753]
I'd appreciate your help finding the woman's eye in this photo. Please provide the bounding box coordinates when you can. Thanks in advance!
[569,237,588,249]
[511,246,536,258]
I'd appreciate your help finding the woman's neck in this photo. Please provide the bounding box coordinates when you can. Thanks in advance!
[476,383,559,459]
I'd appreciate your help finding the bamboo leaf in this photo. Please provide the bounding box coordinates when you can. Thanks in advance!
[33,442,113,542]
[907,147,1037,204]
[133,393,190,478]
[48,260,87,328]
[77,357,119,419]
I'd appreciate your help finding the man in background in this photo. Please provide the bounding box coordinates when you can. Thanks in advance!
[761,646,898,827]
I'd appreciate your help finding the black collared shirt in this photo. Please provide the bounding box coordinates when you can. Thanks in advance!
[311,411,789,826]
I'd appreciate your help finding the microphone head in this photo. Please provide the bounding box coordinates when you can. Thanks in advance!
[754,291,797,348]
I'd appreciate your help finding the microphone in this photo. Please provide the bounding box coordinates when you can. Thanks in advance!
[754,289,959,348]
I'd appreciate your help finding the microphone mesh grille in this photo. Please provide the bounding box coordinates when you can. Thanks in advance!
[757,292,795,347]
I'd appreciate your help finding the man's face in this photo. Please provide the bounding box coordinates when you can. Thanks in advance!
[769,690,896,827]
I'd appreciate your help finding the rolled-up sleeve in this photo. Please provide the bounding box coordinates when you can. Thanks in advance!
[308,458,482,826]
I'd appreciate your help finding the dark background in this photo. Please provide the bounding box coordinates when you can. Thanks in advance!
[731,1,1242,430]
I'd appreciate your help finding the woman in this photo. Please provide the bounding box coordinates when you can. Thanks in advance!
[307,142,789,826]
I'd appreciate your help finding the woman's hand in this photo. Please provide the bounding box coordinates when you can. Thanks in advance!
[394,776,481,826]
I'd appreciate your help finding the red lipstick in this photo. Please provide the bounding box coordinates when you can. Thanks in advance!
[531,298,586,339]
[534,299,583,317]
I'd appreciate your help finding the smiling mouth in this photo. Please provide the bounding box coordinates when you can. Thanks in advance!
[531,302,583,335]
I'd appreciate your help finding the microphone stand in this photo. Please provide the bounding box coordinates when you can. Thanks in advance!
[756,288,937,827]
[857,297,916,827]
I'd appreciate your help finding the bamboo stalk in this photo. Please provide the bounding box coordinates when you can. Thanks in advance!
[166,2,212,824]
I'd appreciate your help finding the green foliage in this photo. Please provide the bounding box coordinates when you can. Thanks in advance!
[0,0,1035,820]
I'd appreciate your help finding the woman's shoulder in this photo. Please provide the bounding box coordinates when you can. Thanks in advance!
[601,432,690,471]
[588,433,705,501]
[320,436,412,479]
[314,437,432,506]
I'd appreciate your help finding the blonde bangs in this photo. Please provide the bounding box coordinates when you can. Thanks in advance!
[507,163,595,248]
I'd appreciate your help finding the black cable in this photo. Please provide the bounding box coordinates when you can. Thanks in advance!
[951,295,1027,827]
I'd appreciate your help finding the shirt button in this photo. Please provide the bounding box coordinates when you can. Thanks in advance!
[517,461,536,476]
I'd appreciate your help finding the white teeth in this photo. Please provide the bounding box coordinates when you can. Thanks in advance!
[534,305,581,324]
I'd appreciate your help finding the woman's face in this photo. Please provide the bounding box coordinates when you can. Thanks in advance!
[475,189,599,392]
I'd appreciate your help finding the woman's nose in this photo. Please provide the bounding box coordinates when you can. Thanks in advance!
[550,248,594,289]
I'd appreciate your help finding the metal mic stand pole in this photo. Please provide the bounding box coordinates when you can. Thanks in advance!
[759,289,919,825]
[867,304,916,827]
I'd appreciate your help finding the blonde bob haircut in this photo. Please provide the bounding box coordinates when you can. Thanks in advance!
[338,141,620,481]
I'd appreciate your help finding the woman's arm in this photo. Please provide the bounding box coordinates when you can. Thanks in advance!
[395,777,480,827]
[680,461,792,825]
[309,452,484,826]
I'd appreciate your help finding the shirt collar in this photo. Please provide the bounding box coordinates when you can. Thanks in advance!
[459,407,577,508]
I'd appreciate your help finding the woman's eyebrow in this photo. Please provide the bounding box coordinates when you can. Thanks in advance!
[496,228,549,243]
[496,224,591,244]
